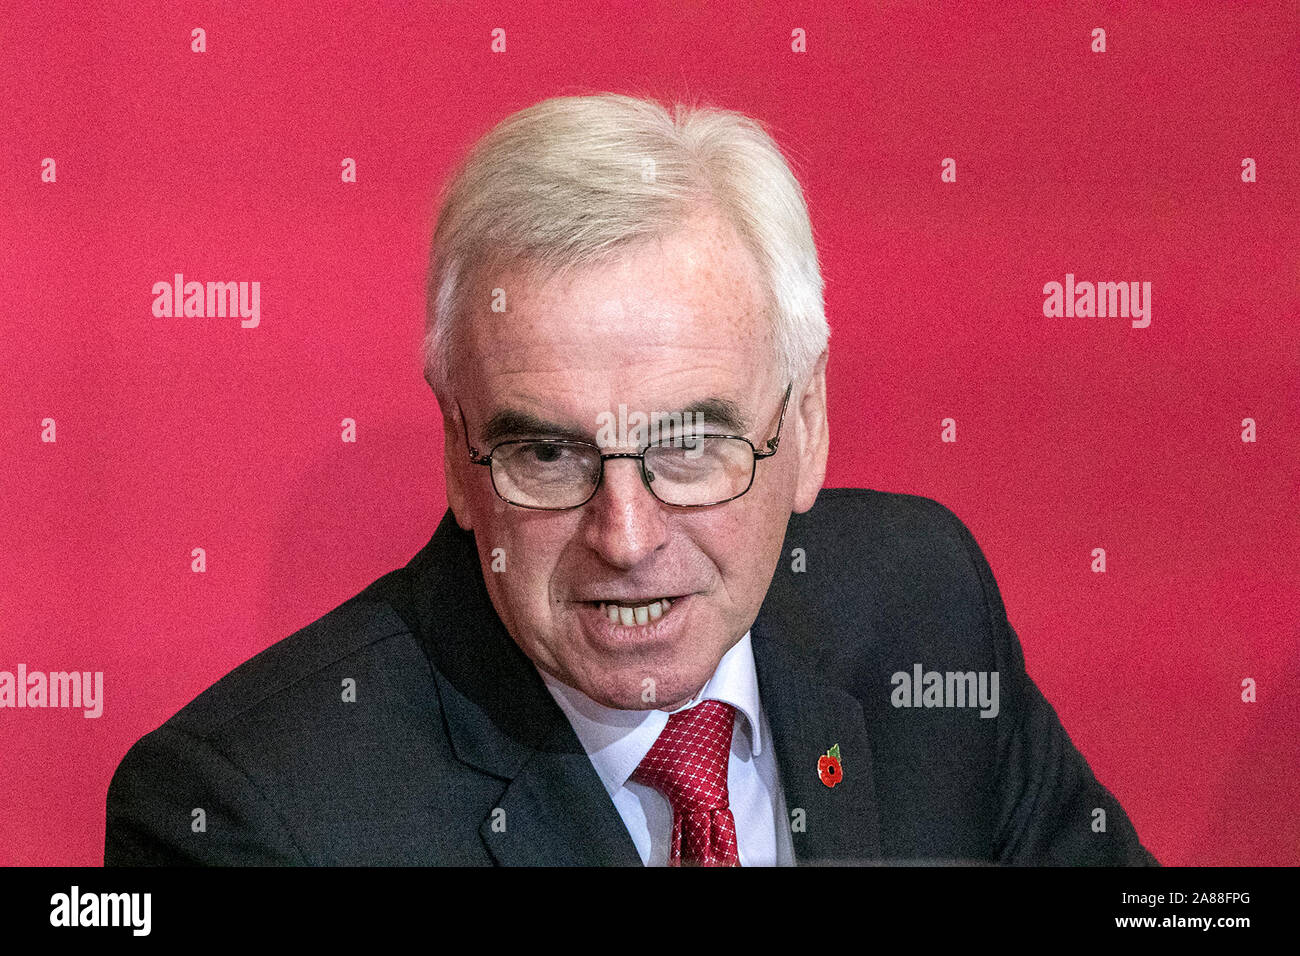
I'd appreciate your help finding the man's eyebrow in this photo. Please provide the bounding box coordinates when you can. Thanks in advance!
[479,410,592,445]
[477,396,753,445]
[656,398,750,435]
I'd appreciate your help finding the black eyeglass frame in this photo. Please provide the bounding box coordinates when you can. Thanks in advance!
[457,382,794,511]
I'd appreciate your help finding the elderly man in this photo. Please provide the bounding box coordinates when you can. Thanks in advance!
[106,93,1156,866]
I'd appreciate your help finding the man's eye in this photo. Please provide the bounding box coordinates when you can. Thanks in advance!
[528,444,571,464]
[513,443,595,474]
[656,433,717,450]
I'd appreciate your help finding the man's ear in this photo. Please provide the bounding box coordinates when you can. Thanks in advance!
[792,348,829,514]
[440,398,474,532]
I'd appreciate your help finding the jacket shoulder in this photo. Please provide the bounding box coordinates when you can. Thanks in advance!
[160,569,416,739]
[785,487,996,626]
[796,486,977,547]
[769,487,1011,709]
[105,565,490,864]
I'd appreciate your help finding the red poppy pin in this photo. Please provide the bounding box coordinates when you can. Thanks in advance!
[817,744,843,788]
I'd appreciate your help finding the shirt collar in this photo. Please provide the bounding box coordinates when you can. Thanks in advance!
[538,631,765,798]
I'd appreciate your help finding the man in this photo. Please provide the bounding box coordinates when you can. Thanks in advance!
[105,93,1156,866]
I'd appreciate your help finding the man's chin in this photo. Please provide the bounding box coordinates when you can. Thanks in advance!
[562,667,710,713]
[519,610,739,711]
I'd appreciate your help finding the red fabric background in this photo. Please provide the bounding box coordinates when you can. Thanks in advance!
[2,0,1297,866]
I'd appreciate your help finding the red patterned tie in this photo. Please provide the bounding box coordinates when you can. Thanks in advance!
[631,699,741,866]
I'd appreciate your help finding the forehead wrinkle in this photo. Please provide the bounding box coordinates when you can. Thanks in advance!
[465,253,768,363]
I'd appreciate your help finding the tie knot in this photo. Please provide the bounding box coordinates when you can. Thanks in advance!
[631,699,736,812]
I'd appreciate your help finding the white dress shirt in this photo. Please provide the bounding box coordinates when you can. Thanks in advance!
[539,631,795,866]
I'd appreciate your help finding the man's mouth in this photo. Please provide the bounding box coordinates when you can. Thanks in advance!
[589,597,676,627]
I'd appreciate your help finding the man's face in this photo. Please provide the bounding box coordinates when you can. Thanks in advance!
[443,207,827,711]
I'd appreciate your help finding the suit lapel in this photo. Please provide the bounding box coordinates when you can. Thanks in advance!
[478,723,645,866]
[399,512,641,866]
[751,568,883,865]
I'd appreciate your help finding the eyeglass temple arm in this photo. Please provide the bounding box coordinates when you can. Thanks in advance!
[753,382,793,459]
[457,401,492,465]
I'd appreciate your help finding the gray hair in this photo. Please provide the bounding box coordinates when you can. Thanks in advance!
[422,92,828,399]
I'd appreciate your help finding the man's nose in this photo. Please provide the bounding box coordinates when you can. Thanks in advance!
[580,457,669,568]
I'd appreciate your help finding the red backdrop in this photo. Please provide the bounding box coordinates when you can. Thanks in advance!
[2,0,1297,866]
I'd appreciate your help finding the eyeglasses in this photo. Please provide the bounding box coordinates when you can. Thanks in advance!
[457,384,793,510]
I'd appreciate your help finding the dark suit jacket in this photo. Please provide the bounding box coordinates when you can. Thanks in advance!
[105,488,1157,865]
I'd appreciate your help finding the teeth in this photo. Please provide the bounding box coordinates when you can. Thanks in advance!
[597,597,674,626]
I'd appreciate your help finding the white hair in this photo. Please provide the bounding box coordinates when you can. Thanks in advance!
[422,92,828,399]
